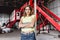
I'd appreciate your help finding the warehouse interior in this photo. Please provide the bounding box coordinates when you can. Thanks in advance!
[0,0,60,40]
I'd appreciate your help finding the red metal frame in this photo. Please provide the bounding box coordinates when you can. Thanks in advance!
[37,5,60,31]
[41,4,60,21]
[30,0,33,5]
[37,18,48,30]
[7,9,17,28]
[7,0,59,32]
[7,0,33,28]
[20,0,34,12]
[29,0,34,7]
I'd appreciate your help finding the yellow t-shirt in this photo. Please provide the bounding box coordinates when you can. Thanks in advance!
[21,15,35,32]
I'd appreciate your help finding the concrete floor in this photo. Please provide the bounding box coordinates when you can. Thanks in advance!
[0,30,60,40]
[0,29,20,40]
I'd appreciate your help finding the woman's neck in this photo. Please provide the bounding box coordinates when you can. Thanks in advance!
[27,14,29,17]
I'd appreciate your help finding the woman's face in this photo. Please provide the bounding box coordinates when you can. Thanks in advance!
[25,7,31,15]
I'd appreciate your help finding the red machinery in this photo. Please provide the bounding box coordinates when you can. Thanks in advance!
[6,0,60,32]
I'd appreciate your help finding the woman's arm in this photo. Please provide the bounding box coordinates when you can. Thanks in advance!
[19,15,36,28]
[25,16,36,28]
[19,17,27,28]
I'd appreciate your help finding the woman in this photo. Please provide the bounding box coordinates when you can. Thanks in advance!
[19,5,36,40]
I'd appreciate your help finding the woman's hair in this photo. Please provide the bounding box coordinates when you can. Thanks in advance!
[23,5,34,17]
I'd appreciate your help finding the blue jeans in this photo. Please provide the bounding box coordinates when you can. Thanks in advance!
[21,32,36,40]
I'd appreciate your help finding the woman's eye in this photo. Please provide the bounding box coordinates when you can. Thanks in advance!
[25,9,30,10]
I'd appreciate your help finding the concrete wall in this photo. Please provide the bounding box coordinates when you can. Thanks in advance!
[47,0,60,17]
[0,13,9,26]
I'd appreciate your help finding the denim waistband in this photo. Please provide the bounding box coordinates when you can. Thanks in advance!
[21,31,34,35]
